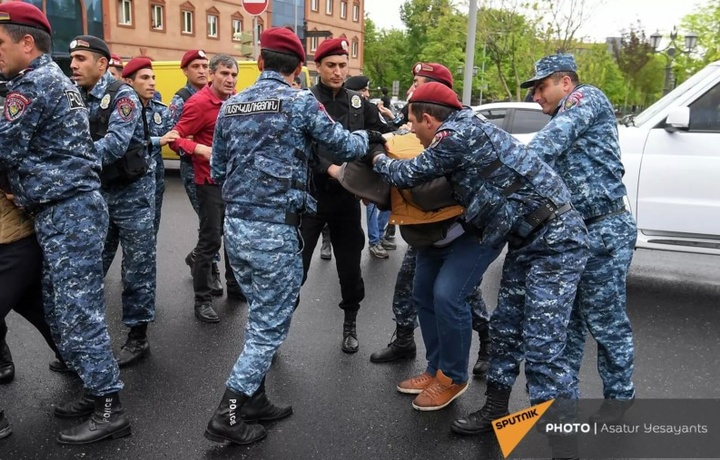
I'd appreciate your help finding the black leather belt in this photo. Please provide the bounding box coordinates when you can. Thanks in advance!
[507,201,573,247]
[584,207,627,226]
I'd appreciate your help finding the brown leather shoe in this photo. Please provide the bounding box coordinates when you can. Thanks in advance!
[412,370,468,411]
[396,371,437,395]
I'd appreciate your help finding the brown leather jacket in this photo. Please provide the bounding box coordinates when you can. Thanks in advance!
[0,194,34,244]
[385,133,464,226]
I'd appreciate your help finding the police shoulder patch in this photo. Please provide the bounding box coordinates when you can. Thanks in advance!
[350,94,362,109]
[223,99,282,116]
[115,97,136,121]
[429,130,451,148]
[65,90,85,110]
[100,94,111,109]
[153,112,162,124]
[561,91,583,112]
[4,92,30,121]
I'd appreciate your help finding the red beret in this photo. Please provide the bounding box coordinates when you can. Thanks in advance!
[314,38,349,63]
[122,57,153,78]
[181,49,208,68]
[260,27,305,62]
[0,1,52,35]
[412,62,453,88]
[409,82,462,110]
[109,53,124,69]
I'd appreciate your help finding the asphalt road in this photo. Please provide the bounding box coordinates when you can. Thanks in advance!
[2,172,719,459]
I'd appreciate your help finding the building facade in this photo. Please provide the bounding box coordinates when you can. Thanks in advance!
[10,0,365,77]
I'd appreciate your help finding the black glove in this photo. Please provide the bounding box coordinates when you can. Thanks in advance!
[365,130,387,145]
[362,141,387,166]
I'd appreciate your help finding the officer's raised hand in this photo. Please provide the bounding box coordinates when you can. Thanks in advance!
[365,130,388,145]
[363,140,387,166]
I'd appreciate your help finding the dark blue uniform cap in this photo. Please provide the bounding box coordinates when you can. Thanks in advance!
[69,35,111,61]
[521,54,577,88]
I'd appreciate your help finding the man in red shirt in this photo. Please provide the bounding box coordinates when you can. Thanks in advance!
[169,54,242,323]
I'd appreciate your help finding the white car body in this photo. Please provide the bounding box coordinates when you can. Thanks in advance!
[619,60,720,255]
[472,102,549,144]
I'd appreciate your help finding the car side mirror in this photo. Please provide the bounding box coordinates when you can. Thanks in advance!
[665,107,690,131]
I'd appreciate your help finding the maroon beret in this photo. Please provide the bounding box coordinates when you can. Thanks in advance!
[122,57,153,78]
[314,38,349,63]
[109,53,124,69]
[409,82,462,110]
[0,2,52,35]
[180,49,208,68]
[412,62,453,88]
[260,27,305,62]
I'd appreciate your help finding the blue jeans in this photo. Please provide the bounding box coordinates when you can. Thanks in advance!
[366,203,390,245]
[413,232,503,384]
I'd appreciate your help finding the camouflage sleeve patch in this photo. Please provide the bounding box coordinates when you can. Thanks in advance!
[115,97,136,121]
[317,101,334,123]
[4,92,30,121]
[65,90,85,110]
[429,130,451,149]
[561,91,584,112]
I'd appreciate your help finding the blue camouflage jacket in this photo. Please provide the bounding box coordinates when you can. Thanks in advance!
[527,84,627,219]
[146,99,173,163]
[82,72,151,170]
[211,70,370,224]
[374,108,572,248]
[0,54,100,209]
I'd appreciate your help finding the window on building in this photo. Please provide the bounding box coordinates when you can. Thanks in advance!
[119,0,132,26]
[150,4,164,30]
[207,14,218,38]
[256,18,264,37]
[351,38,358,58]
[311,0,319,12]
[232,17,243,41]
[340,1,347,19]
[326,0,333,15]
[182,10,194,34]
[311,35,319,52]
[352,1,359,22]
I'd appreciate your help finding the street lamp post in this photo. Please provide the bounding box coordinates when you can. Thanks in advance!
[650,27,698,95]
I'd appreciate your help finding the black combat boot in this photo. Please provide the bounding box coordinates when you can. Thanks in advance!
[239,378,292,422]
[49,358,74,374]
[205,388,267,445]
[0,339,14,384]
[341,309,359,353]
[185,250,196,275]
[117,323,150,368]
[320,226,332,260]
[57,392,131,445]
[369,326,416,363]
[588,397,634,424]
[472,323,491,378]
[451,383,512,435]
[54,392,95,418]
[210,262,223,296]
[0,409,11,440]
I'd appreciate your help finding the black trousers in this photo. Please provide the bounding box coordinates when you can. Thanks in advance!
[193,184,238,303]
[300,187,365,311]
[0,235,60,359]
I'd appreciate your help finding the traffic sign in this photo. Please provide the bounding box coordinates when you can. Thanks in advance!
[243,0,268,16]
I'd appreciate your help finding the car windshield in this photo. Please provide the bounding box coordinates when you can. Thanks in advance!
[634,64,719,126]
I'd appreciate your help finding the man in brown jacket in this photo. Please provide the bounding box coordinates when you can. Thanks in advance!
[0,189,65,439]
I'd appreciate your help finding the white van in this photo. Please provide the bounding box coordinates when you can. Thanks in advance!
[620,60,720,255]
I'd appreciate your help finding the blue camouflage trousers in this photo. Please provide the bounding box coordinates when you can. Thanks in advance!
[35,191,122,395]
[564,211,637,399]
[153,152,165,236]
[488,210,589,405]
[180,159,200,216]
[101,173,157,328]
[224,218,302,396]
[392,245,489,331]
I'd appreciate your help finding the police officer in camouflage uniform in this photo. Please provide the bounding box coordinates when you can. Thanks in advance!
[205,27,381,445]
[524,54,637,423]
[122,57,176,236]
[0,2,129,444]
[367,82,589,433]
[70,35,157,369]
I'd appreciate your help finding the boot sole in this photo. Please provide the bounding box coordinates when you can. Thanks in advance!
[370,350,416,363]
[57,424,131,445]
[341,346,359,354]
[118,349,150,368]
[396,386,424,395]
[0,425,12,440]
[450,422,494,436]
[204,428,267,445]
[411,384,469,411]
